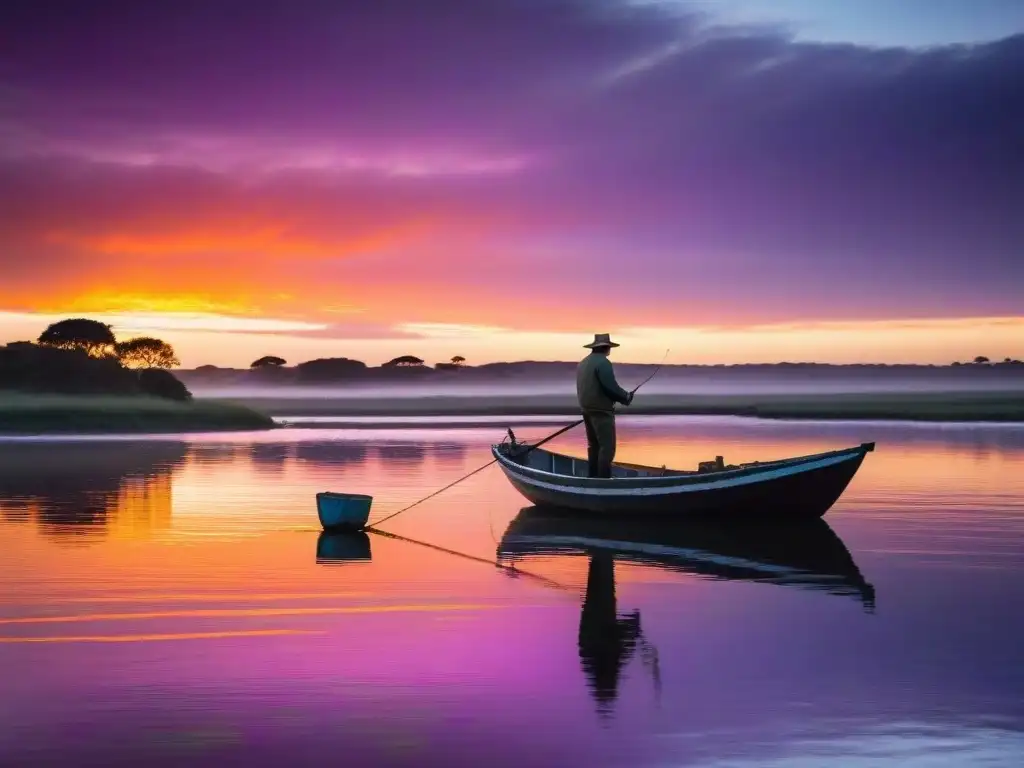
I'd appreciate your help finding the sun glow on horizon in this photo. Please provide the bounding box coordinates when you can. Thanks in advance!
[3,310,1022,366]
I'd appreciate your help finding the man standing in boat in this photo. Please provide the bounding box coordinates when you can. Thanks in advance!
[577,333,633,478]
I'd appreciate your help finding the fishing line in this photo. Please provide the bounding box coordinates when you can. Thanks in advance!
[630,348,671,395]
[363,526,576,595]
[367,418,583,528]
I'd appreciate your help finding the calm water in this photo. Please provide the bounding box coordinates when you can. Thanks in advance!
[2,416,1024,767]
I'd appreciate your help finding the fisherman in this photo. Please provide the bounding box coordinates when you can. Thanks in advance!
[576,333,633,478]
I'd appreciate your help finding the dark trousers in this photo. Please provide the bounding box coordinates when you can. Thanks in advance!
[582,410,616,478]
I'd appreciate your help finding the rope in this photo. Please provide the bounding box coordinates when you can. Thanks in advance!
[368,418,583,529]
[364,526,574,593]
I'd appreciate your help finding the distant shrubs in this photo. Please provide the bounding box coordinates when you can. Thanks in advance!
[383,355,425,368]
[951,356,1023,366]
[251,356,287,368]
[296,357,368,383]
[138,368,193,402]
[436,355,467,371]
[230,353,469,382]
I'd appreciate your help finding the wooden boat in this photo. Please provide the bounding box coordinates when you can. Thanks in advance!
[497,507,875,609]
[491,441,875,519]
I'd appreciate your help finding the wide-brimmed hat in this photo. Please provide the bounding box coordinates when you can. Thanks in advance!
[583,333,620,349]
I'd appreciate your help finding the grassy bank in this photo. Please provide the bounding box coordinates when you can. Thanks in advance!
[0,394,275,434]
[234,391,1024,423]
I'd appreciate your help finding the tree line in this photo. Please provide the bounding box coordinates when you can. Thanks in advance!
[250,354,467,370]
[36,318,180,369]
[0,317,190,401]
[952,356,1023,366]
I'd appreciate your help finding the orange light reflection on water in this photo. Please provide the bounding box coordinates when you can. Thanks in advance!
[3,420,1024,612]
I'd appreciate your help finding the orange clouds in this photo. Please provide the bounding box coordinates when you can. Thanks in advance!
[45,216,433,260]
[5,209,457,322]
[52,292,259,317]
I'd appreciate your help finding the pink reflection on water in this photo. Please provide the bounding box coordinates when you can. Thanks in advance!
[1,417,1024,765]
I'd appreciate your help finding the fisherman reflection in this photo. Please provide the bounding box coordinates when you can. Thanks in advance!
[577,552,659,717]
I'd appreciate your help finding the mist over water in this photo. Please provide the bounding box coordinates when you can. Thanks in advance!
[188,369,1024,400]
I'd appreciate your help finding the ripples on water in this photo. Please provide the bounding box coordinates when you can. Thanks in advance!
[1,416,1023,766]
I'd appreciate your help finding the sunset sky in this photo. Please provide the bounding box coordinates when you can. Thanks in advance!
[1,0,1022,367]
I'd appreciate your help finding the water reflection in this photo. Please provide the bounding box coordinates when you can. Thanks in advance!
[431,442,469,466]
[498,506,875,714]
[316,531,372,563]
[0,420,1022,766]
[270,439,466,471]
[249,442,294,467]
[294,441,370,467]
[577,552,661,718]
[187,443,246,463]
[0,442,187,543]
[376,443,428,465]
[499,507,876,609]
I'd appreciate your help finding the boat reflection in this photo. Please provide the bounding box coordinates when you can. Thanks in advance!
[497,506,875,716]
[498,507,876,610]
[315,531,372,564]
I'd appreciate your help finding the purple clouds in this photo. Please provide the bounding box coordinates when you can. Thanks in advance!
[0,0,1022,328]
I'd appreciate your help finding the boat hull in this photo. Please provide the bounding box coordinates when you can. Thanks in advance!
[493,443,873,520]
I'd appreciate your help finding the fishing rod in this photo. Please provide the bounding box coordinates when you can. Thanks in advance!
[368,348,671,529]
[631,348,671,395]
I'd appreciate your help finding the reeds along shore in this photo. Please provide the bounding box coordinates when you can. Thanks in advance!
[0,394,274,434]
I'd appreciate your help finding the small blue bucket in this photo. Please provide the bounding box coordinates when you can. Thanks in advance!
[316,491,373,531]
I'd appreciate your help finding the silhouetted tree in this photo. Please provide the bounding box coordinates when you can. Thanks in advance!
[115,337,180,369]
[451,355,466,366]
[383,355,425,368]
[251,356,287,368]
[138,369,192,401]
[974,356,990,364]
[0,343,138,395]
[38,318,116,357]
